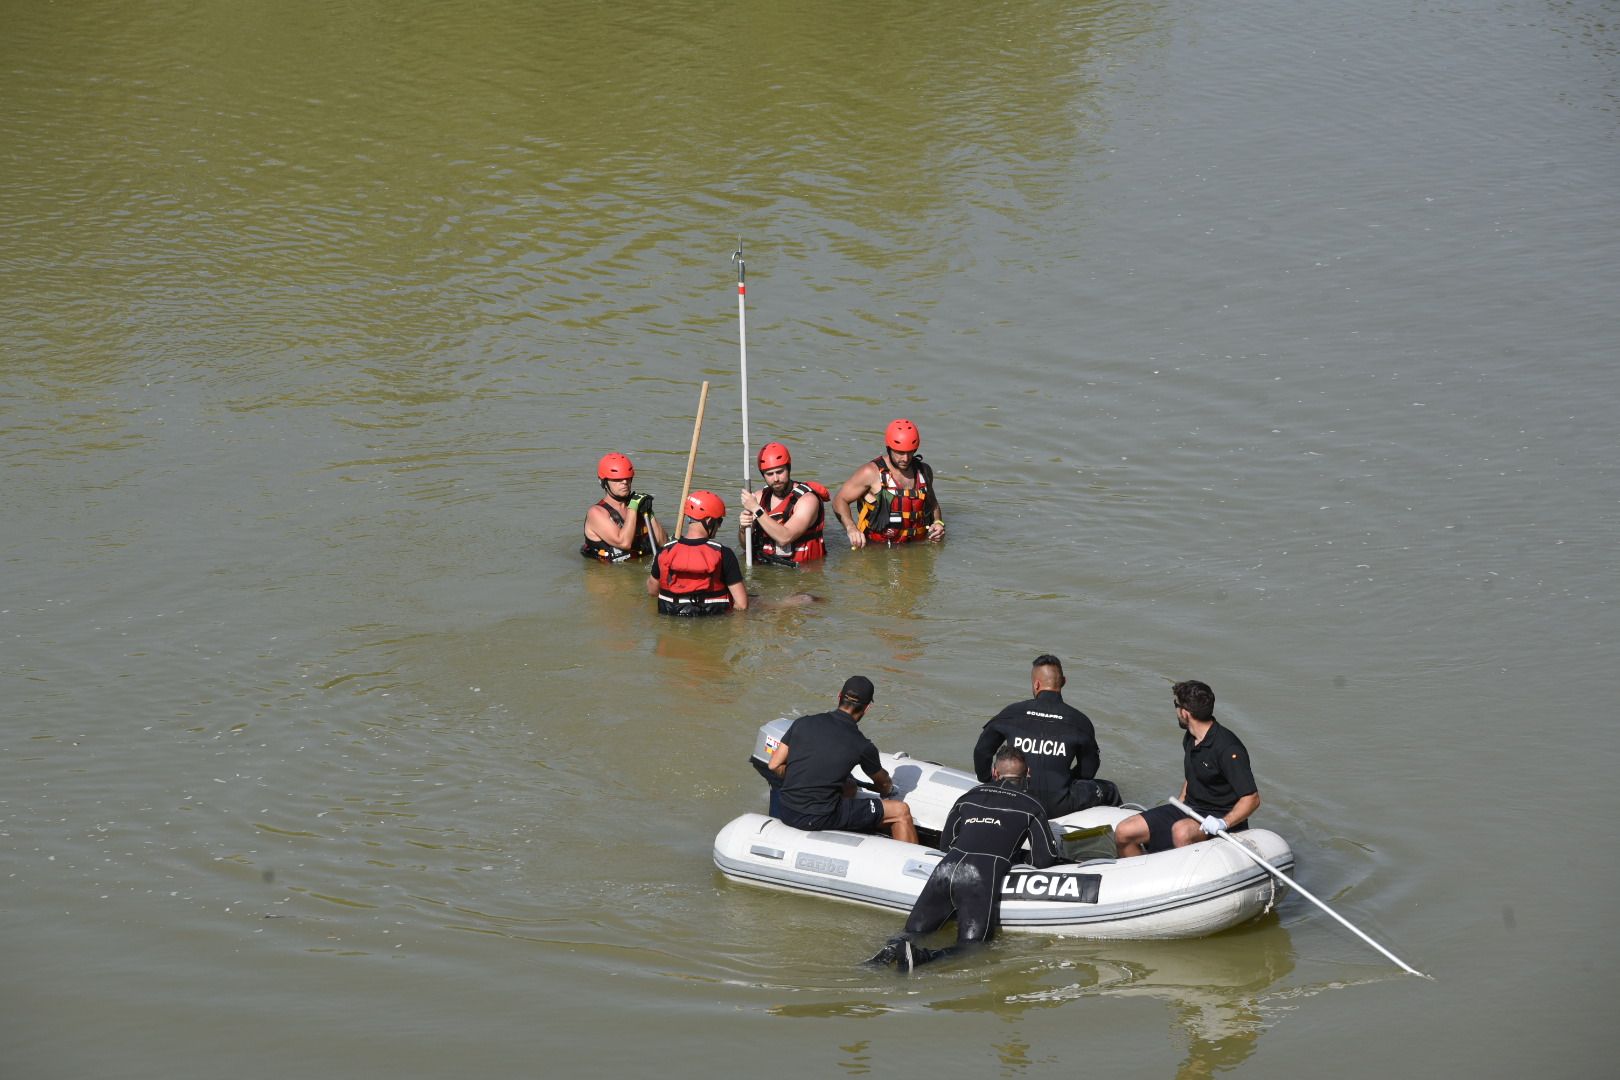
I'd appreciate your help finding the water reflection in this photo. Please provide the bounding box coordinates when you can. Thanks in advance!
[835,1038,874,1076]
[835,543,943,664]
[579,561,656,653]
[927,921,1298,1077]
[1090,930,1293,1080]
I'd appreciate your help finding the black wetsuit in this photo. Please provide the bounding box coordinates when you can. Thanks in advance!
[887,779,1062,966]
[973,690,1118,816]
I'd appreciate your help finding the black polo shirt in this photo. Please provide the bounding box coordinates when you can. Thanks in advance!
[778,710,883,819]
[1183,720,1258,816]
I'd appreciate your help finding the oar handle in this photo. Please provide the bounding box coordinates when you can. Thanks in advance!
[676,381,710,533]
[1168,797,1429,979]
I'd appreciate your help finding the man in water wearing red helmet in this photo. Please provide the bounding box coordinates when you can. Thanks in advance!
[581,453,667,562]
[646,490,748,615]
[832,419,945,549]
[738,441,831,567]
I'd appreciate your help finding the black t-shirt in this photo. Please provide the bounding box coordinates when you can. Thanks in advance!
[941,780,1061,868]
[778,710,883,819]
[1183,720,1258,815]
[973,690,1100,802]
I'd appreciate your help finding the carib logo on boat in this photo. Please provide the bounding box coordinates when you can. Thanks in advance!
[1001,870,1101,903]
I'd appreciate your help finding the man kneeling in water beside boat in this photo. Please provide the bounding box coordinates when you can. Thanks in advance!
[869,745,1063,974]
[1113,680,1261,858]
[766,676,917,843]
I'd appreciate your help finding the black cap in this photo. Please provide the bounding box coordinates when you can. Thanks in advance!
[839,675,876,706]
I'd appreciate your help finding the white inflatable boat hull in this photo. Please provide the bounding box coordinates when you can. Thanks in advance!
[714,722,1294,940]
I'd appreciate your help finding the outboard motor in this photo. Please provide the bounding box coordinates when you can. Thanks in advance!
[749,718,793,817]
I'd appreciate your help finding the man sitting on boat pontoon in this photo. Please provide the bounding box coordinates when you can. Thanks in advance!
[766,676,918,844]
[1113,680,1262,858]
[868,745,1063,973]
[974,653,1123,816]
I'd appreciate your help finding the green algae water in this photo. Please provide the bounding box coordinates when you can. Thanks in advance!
[3,1,1616,1076]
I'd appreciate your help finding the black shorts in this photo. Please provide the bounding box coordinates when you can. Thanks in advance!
[780,796,884,834]
[1141,803,1248,852]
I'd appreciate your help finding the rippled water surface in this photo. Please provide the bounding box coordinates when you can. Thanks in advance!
[3,1,1616,1076]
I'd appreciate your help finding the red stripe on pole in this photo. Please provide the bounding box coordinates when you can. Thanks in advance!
[738,284,746,296]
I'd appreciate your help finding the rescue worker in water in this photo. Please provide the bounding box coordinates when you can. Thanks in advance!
[581,452,667,561]
[738,441,830,566]
[832,419,945,549]
[867,745,1062,973]
[646,490,748,616]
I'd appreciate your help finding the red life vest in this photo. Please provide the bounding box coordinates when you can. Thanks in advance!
[581,499,652,562]
[655,539,733,615]
[751,480,828,566]
[862,455,933,544]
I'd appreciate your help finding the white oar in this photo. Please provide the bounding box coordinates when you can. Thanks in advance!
[1169,797,1430,979]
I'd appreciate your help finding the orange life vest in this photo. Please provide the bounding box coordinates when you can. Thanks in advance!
[654,539,733,616]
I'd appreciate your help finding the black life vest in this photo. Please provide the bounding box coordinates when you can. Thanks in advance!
[581,499,652,562]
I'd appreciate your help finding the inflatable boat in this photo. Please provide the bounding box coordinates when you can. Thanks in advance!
[712,719,1294,940]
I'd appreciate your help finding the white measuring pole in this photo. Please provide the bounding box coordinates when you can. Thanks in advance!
[1169,797,1429,978]
[734,240,752,568]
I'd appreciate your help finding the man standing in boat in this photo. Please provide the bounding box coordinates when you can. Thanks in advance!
[766,676,917,843]
[581,452,667,561]
[974,654,1122,818]
[646,490,748,616]
[831,419,945,549]
[737,441,830,566]
[1113,680,1261,857]
[869,745,1062,973]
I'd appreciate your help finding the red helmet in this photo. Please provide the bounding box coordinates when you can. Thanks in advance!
[684,490,726,521]
[885,418,920,452]
[597,453,634,480]
[757,442,792,472]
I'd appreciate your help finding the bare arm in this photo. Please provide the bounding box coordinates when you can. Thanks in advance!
[767,740,790,780]
[585,503,639,550]
[1221,791,1261,830]
[832,465,879,549]
[728,581,749,611]
[868,766,895,798]
[922,462,945,541]
[737,487,762,546]
[743,489,820,546]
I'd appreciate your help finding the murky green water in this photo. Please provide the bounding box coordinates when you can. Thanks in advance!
[3,1,1616,1076]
